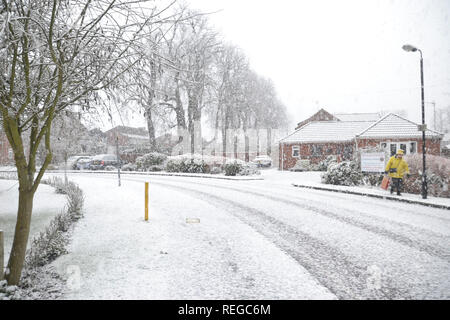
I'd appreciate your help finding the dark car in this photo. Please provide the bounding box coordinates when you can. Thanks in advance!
[89,154,119,170]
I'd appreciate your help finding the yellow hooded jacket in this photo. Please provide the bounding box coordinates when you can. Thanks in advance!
[385,155,410,179]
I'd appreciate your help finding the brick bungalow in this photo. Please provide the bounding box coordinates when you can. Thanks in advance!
[105,126,149,148]
[279,112,443,170]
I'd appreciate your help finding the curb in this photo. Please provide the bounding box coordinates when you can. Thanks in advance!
[292,183,450,210]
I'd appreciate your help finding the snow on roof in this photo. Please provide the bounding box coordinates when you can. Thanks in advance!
[280,121,372,143]
[333,113,381,122]
[357,113,443,139]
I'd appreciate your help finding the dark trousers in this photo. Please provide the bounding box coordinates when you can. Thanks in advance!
[391,178,403,194]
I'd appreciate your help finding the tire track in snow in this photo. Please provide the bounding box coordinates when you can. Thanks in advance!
[61,173,449,298]
[139,179,416,299]
[61,172,450,261]
[144,177,450,262]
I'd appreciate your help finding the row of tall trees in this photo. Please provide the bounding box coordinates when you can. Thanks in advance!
[0,0,178,285]
[0,0,288,285]
[114,6,289,156]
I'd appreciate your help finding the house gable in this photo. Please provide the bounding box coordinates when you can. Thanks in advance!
[295,108,339,130]
[356,113,444,139]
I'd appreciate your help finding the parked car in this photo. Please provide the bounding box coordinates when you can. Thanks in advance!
[253,155,272,168]
[75,156,92,170]
[67,155,92,170]
[89,154,119,170]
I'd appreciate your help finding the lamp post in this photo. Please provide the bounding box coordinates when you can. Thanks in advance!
[402,44,427,199]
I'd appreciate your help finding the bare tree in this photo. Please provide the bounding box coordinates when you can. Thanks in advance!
[0,0,175,285]
[172,12,218,154]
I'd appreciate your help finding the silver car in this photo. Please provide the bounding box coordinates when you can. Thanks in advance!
[253,155,272,168]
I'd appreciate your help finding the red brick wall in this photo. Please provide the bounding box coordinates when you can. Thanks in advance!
[279,142,355,170]
[357,137,441,156]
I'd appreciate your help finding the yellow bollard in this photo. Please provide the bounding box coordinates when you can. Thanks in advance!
[145,182,149,221]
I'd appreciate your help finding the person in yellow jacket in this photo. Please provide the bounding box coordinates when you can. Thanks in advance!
[384,149,410,195]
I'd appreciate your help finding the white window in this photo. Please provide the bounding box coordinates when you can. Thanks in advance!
[380,141,417,156]
[292,146,300,158]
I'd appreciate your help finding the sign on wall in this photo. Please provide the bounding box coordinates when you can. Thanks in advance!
[361,152,385,173]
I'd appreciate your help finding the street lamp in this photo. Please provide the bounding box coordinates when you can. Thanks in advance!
[402,44,427,199]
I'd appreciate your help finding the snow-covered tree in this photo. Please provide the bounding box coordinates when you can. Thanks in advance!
[0,0,176,285]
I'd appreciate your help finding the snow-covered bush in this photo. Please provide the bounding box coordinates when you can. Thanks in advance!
[42,177,83,207]
[223,161,260,176]
[238,164,261,176]
[0,171,18,180]
[403,154,449,198]
[43,176,67,194]
[25,212,70,268]
[11,178,86,299]
[121,163,137,171]
[321,160,363,186]
[210,166,222,174]
[65,183,84,220]
[165,154,259,175]
[0,281,21,300]
[361,173,384,187]
[307,155,337,171]
[166,156,209,173]
[317,155,337,171]
[136,152,168,171]
[148,165,164,172]
[224,162,242,176]
[26,180,84,268]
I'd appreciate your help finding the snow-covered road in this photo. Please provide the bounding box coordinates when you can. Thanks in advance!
[50,172,450,300]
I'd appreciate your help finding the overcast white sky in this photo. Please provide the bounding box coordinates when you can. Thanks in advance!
[186,0,450,128]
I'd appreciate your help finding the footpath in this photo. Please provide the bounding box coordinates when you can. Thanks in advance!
[292,181,450,210]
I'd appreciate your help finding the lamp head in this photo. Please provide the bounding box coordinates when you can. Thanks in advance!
[402,44,418,52]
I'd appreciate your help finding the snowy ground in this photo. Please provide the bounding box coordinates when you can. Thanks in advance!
[0,180,66,259]
[43,170,450,300]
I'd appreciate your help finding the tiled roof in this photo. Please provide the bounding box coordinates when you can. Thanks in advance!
[333,113,381,122]
[280,121,373,143]
[357,113,443,138]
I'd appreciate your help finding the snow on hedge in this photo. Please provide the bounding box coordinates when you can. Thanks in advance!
[167,154,247,166]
